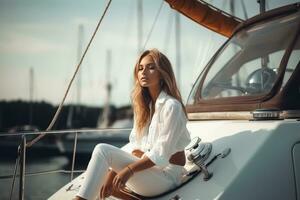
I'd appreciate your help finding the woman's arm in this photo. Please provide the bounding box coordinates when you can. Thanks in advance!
[128,155,155,173]
[112,156,155,189]
[131,149,144,158]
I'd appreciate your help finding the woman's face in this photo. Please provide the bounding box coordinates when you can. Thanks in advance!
[137,55,161,89]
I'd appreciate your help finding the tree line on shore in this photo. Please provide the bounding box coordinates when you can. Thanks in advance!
[0,100,132,133]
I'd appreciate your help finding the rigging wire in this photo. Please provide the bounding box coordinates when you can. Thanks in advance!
[142,0,164,51]
[26,0,112,147]
[221,0,227,13]
[241,0,249,19]
[9,156,19,200]
[163,8,175,52]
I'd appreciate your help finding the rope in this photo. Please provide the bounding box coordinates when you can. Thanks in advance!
[26,0,112,148]
[142,0,164,51]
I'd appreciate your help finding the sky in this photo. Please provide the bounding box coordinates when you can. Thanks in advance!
[0,0,298,107]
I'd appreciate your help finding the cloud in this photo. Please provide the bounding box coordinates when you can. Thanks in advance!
[0,32,67,54]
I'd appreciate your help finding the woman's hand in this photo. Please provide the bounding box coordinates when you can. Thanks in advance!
[100,170,116,199]
[132,149,144,158]
[112,166,133,190]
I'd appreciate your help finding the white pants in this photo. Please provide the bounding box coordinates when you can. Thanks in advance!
[77,143,184,200]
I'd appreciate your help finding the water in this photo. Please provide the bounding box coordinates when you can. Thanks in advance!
[0,127,130,199]
[0,154,89,200]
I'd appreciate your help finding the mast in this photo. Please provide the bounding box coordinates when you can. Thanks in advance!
[230,0,241,90]
[98,50,112,128]
[137,0,143,54]
[29,67,34,126]
[257,0,266,13]
[257,0,269,69]
[175,12,181,90]
[105,50,112,110]
[67,24,84,128]
[229,0,235,18]
[77,24,84,107]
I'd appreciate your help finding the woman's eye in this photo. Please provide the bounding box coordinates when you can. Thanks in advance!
[138,66,143,71]
[149,64,156,69]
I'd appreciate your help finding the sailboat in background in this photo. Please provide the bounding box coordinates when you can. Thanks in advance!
[60,49,131,157]
[0,68,62,157]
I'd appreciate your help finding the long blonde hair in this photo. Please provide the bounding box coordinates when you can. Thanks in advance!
[131,48,186,138]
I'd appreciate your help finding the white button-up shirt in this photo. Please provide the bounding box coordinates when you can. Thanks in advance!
[129,90,191,168]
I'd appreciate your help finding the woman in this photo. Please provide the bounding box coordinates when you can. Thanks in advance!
[75,48,191,200]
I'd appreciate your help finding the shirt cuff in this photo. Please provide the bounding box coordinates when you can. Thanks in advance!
[144,150,169,167]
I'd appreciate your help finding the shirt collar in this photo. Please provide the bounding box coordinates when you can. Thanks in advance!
[156,90,168,105]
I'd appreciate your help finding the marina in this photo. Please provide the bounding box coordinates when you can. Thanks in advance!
[0,128,130,200]
[0,154,71,200]
[1,0,300,199]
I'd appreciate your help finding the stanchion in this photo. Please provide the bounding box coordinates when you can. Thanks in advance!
[19,135,26,200]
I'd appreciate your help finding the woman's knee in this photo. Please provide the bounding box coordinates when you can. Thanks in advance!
[92,143,111,157]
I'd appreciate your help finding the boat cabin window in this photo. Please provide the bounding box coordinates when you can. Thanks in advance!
[188,12,300,104]
[282,35,300,87]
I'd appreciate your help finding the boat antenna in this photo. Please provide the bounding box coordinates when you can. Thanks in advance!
[26,0,113,148]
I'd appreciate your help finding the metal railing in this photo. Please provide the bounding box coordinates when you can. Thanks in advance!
[0,128,131,200]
